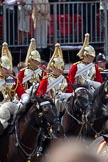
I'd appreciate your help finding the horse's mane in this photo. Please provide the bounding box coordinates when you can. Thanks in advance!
[71,83,89,90]
[14,99,33,121]
[15,95,54,121]
[93,82,105,101]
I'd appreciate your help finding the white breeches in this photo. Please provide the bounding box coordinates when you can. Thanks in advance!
[87,80,101,89]
[0,102,19,129]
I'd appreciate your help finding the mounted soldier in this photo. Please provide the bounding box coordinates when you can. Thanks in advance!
[18,38,43,94]
[36,43,72,116]
[68,33,104,94]
[35,43,73,156]
[36,43,72,97]
[0,42,29,135]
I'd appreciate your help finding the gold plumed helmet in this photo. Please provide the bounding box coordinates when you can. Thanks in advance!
[25,38,41,65]
[1,42,13,71]
[77,33,90,59]
[83,45,95,57]
[29,50,41,62]
[47,43,64,71]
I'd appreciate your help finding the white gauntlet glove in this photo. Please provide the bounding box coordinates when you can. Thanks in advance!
[20,93,30,104]
[86,80,101,89]
[16,101,23,109]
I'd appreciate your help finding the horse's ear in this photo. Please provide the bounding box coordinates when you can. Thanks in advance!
[71,84,78,91]
[30,96,37,103]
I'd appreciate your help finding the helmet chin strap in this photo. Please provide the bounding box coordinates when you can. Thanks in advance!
[52,69,63,78]
[28,60,40,70]
[83,56,93,64]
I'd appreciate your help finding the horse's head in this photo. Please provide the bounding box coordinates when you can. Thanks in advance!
[72,87,93,125]
[12,96,64,161]
[29,95,64,138]
[63,87,94,137]
[85,81,108,135]
[73,87,92,112]
[92,80,108,119]
[103,80,108,101]
[93,80,108,104]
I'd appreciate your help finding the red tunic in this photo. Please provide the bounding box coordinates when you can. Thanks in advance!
[36,78,48,96]
[18,69,25,84]
[15,79,26,99]
[36,76,73,96]
[18,68,28,89]
[68,63,104,92]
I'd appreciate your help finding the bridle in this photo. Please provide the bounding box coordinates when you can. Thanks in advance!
[38,100,61,139]
[66,87,93,137]
[14,99,61,161]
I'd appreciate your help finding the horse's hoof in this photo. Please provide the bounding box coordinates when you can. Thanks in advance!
[0,122,4,136]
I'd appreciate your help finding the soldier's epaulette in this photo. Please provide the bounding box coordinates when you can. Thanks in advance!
[20,67,28,71]
[73,61,81,65]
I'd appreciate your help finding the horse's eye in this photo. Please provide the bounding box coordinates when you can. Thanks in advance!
[43,105,49,112]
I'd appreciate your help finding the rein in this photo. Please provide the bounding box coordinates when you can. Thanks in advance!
[66,105,92,137]
[65,92,89,125]
[88,123,104,138]
[14,118,39,161]
[65,93,82,125]
[66,105,82,125]
[25,117,38,132]
[65,90,93,137]
[88,104,108,138]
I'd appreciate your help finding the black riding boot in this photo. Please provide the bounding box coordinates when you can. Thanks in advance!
[0,121,4,135]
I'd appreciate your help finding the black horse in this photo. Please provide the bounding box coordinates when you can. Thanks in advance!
[0,95,64,162]
[87,80,108,139]
[62,86,93,138]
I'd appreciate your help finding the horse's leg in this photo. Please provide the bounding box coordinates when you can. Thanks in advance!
[62,112,73,136]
